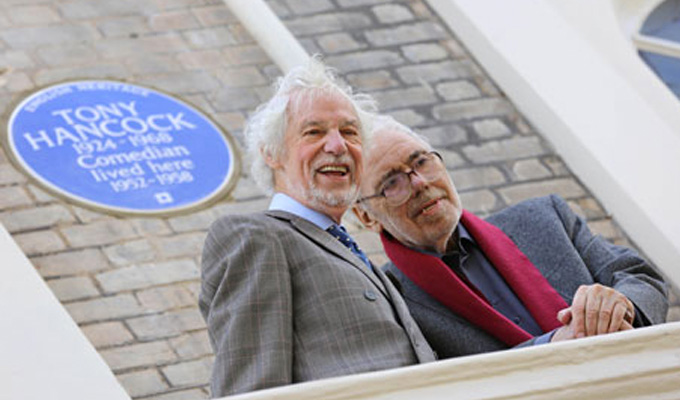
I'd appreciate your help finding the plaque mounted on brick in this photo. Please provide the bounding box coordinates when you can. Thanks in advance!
[4,80,240,216]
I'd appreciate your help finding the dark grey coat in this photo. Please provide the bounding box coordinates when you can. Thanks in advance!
[384,195,669,359]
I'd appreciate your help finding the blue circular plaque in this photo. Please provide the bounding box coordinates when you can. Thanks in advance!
[6,80,240,215]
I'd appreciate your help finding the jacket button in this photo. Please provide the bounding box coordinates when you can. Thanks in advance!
[364,290,378,301]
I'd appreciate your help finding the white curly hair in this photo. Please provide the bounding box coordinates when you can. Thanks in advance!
[244,56,378,194]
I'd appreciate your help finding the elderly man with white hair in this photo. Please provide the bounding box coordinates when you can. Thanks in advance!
[199,60,435,397]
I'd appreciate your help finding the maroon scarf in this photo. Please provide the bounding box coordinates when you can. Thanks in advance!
[381,210,568,346]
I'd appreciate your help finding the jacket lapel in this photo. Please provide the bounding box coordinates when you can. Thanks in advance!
[382,232,532,346]
[460,211,568,332]
[266,210,387,296]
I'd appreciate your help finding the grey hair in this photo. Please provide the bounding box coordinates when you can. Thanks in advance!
[244,56,378,194]
[368,114,432,152]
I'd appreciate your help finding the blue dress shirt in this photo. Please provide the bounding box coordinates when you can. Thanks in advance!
[269,193,336,230]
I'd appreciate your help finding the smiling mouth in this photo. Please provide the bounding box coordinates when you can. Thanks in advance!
[318,165,349,176]
[415,197,442,217]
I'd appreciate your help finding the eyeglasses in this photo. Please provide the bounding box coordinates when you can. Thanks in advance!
[356,151,444,207]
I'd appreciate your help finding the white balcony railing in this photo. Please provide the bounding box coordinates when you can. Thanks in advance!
[224,321,680,400]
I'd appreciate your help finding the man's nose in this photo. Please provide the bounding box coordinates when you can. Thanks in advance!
[323,129,348,155]
[410,171,428,192]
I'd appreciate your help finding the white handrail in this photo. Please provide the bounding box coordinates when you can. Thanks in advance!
[221,322,680,400]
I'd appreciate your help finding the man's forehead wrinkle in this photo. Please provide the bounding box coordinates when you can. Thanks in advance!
[300,119,327,130]
[377,148,426,173]
[342,119,360,127]
[299,118,359,130]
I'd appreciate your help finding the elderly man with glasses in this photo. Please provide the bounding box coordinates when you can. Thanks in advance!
[353,115,668,358]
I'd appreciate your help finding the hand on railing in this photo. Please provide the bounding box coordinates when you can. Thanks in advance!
[551,284,635,342]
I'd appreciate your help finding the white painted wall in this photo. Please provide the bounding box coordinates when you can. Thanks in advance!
[426,0,680,287]
[0,224,130,400]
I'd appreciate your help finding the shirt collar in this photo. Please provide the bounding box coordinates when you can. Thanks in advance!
[269,193,336,230]
[409,223,476,258]
[458,224,474,245]
[456,223,476,256]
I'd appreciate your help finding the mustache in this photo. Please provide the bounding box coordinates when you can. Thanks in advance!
[407,188,446,217]
[312,154,355,171]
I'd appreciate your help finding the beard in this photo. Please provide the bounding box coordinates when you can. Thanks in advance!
[306,153,359,208]
[307,181,359,208]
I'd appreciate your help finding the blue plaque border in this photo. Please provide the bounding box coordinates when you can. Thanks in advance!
[2,80,241,217]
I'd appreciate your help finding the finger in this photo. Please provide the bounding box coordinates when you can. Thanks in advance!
[551,326,565,342]
[584,288,603,337]
[557,308,572,325]
[624,308,634,325]
[608,302,627,333]
[618,320,634,331]
[597,297,616,335]
[597,287,626,334]
[571,286,589,338]
[624,299,635,324]
[551,325,574,342]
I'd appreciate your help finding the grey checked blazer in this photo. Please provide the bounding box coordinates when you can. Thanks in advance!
[384,195,669,359]
[199,210,435,397]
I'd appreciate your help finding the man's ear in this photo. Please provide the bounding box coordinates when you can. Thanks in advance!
[262,147,281,169]
[352,204,383,233]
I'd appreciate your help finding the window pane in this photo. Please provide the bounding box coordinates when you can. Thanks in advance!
[641,0,680,42]
[640,50,680,98]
